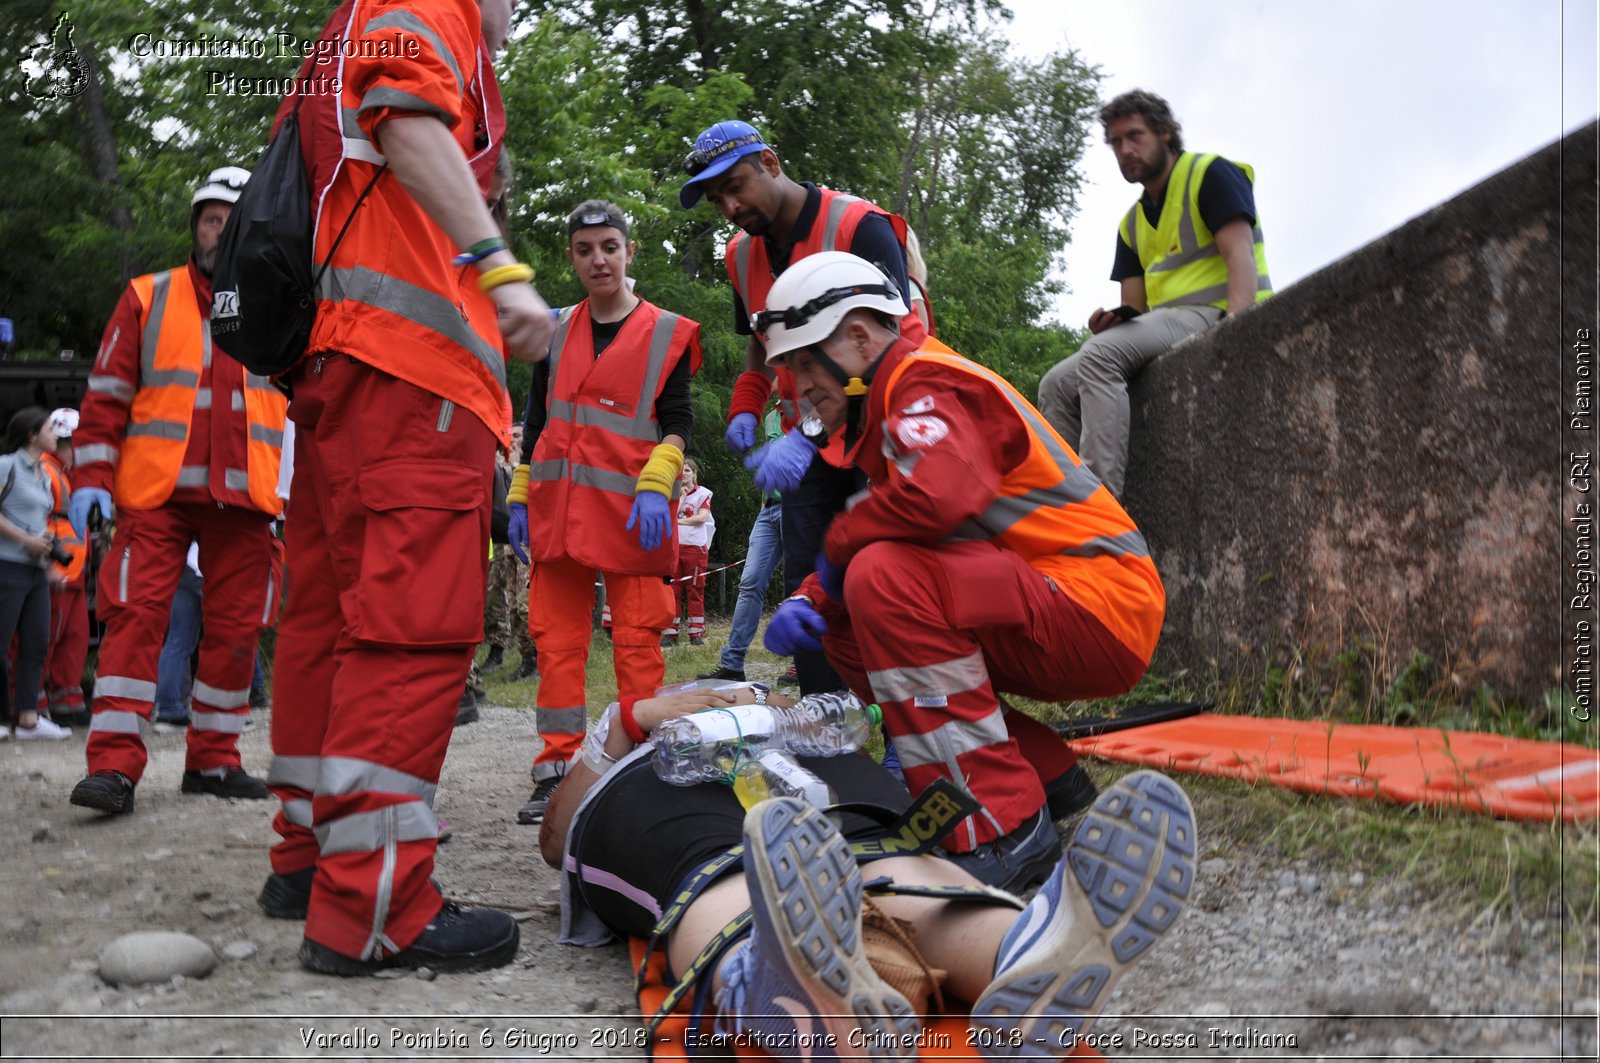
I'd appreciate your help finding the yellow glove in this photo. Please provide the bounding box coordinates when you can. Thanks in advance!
[507,463,530,505]
[634,443,684,498]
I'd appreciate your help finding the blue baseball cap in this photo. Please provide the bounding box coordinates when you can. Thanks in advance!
[678,120,771,208]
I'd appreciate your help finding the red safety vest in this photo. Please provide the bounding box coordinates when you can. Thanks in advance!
[527,299,702,576]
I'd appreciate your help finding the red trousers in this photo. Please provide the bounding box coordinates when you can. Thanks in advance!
[268,356,492,961]
[821,539,1147,851]
[41,581,88,715]
[86,503,273,781]
[665,544,709,638]
[528,554,671,776]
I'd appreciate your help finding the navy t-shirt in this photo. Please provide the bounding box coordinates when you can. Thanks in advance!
[1111,156,1257,281]
[733,183,911,335]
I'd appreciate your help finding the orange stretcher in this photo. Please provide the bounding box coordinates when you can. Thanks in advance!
[632,938,1107,1061]
[1068,714,1599,822]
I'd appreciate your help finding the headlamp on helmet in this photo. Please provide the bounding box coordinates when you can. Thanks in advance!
[757,251,910,366]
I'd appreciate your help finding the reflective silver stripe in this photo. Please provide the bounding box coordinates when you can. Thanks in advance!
[547,307,577,380]
[1175,154,1201,257]
[317,266,506,391]
[536,705,586,736]
[1161,275,1273,307]
[359,86,453,126]
[1060,529,1151,560]
[570,463,640,498]
[88,375,136,403]
[436,400,454,433]
[318,756,439,803]
[821,193,861,251]
[95,675,158,702]
[118,545,130,602]
[193,679,251,709]
[224,468,249,491]
[140,270,172,377]
[231,390,245,412]
[244,372,276,390]
[316,801,440,855]
[364,810,401,960]
[952,479,1099,541]
[74,443,119,466]
[282,798,314,829]
[529,457,568,483]
[1145,226,1266,275]
[1122,204,1140,251]
[868,650,990,703]
[190,710,249,734]
[632,311,681,435]
[126,419,187,440]
[363,11,463,95]
[339,107,388,165]
[261,572,275,625]
[249,424,285,447]
[191,388,212,410]
[90,710,146,735]
[891,707,1010,768]
[201,316,212,369]
[268,754,321,791]
[176,466,210,487]
[734,236,753,318]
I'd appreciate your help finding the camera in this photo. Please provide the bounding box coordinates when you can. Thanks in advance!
[47,538,72,566]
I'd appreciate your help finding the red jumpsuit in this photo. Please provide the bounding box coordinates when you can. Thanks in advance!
[39,451,88,720]
[802,338,1165,851]
[75,261,283,784]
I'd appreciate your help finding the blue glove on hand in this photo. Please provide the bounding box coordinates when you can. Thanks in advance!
[764,597,828,656]
[724,412,758,456]
[744,428,817,493]
[508,502,530,564]
[627,491,673,552]
[815,551,847,603]
[69,487,114,539]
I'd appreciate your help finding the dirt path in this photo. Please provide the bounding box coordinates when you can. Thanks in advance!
[1,702,1592,1061]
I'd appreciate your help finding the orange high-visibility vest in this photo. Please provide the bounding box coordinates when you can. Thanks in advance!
[116,268,286,515]
[41,453,87,583]
[727,188,927,466]
[880,341,1166,662]
[528,299,702,577]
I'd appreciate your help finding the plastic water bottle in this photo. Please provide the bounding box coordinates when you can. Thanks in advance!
[651,692,882,785]
[732,750,835,810]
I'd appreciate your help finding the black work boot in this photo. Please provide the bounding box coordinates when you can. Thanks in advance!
[1044,763,1099,821]
[70,771,136,815]
[259,867,314,919]
[512,653,538,681]
[180,766,271,800]
[300,902,520,976]
[455,687,482,726]
[479,644,506,675]
[697,666,746,681]
[516,773,562,825]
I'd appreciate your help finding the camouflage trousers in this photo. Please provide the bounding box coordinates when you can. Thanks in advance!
[484,548,535,658]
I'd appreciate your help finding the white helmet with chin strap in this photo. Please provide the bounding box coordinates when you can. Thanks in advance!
[756,251,909,366]
[192,165,251,208]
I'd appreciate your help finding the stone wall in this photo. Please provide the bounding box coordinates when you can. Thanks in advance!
[1118,122,1597,701]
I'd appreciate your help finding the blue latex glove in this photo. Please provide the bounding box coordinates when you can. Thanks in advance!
[627,491,673,551]
[724,412,758,456]
[744,428,817,493]
[764,597,828,655]
[508,502,530,564]
[815,551,846,603]
[69,487,114,539]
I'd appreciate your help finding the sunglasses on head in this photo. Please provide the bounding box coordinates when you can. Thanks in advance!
[683,132,764,177]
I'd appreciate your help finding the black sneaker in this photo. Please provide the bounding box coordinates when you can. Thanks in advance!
[944,806,1060,894]
[696,666,746,681]
[180,767,271,800]
[70,771,136,815]
[479,645,506,675]
[455,689,481,726]
[299,902,520,976]
[660,635,678,648]
[516,775,562,825]
[1044,763,1099,821]
[689,635,706,647]
[259,867,314,919]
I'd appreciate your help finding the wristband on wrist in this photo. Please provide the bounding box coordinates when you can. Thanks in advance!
[634,442,685,498]
[507,463,530,505]
[453,237,509,266]
[619,695,648,744]
[477,262,536,292]
[784,593,815,608]
[728,370,773,420]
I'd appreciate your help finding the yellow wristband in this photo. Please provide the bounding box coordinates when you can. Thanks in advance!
[634,443,684,498]
[477,263,536,293]
[507,463,530,505]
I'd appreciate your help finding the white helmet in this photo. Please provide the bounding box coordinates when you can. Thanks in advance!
[191,165,250,208]
[48,408,79,436]
[758,251,909,366]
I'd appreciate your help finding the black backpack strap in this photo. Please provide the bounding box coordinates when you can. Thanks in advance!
[0,460,16,507]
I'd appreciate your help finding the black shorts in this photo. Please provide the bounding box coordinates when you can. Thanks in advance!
[571,752,911,939]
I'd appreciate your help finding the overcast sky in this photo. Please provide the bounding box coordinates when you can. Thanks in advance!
[999,0,1599,325]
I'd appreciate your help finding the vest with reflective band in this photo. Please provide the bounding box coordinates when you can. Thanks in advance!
[727,189,927,466]
[881,343,1165,662]
[298,0,512,445]
[528,299,702,576]
[41,454,87,583]
[1120,151,1272,311]
[117,269,287,515]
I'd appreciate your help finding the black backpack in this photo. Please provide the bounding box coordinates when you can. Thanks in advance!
[210,101,383,376]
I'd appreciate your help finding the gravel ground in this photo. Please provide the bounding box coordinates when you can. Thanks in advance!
[1,699,1593,1061]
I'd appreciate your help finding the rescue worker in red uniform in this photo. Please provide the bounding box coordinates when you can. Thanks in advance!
[679,120,926,696]
[760,252,1167,894]
[504,199,701,825]
[67,166,286,817]
[259,0,555,977]
[39,409,90,726]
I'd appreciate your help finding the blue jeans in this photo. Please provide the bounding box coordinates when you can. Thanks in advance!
[720,502,783,671]
[154,568,204,721]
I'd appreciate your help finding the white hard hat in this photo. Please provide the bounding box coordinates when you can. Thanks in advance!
[192,165,251,208]
[48,408,79,436]
[757,251,910,366]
